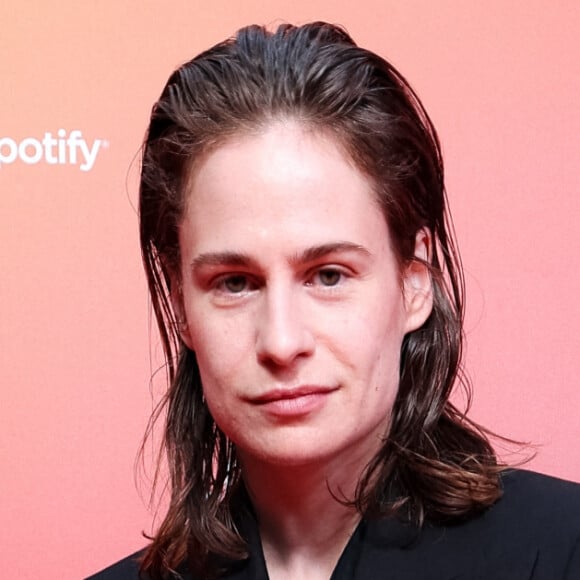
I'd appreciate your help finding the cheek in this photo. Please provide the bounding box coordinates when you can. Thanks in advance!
[340,291,407,354]
[191,331,245,437]
[343,301,406,394]
[188,317,251,395]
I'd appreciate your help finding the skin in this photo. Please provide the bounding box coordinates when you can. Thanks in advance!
[175,121,432,579]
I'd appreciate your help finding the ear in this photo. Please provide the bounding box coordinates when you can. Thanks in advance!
[402,228,434,333]
[168,271,194,350]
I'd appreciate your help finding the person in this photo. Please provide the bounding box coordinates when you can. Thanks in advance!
[88,21,580,580]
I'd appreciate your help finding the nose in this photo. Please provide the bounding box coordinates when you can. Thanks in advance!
[255,283,315,367]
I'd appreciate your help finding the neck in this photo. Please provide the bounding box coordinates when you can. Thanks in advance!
[240,452,371,579]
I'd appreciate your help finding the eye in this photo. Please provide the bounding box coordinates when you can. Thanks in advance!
[316,268,342,287]
[306,267,349,289]
[216,274,252,294]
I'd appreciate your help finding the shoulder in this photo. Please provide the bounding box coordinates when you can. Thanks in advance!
[85,550,144,580]
[500,467,580,497]
[360,469,580,579]
[494,468,580,524]
[85,550,195,580]
[432,469,580,578]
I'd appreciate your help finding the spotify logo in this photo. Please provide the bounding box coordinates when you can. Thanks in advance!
[0,130,107,172]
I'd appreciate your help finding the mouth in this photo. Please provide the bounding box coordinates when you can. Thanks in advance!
[248,385,338,417]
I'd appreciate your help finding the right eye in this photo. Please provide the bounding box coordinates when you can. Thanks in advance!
[217,274,250,294]
[212,274,260,297]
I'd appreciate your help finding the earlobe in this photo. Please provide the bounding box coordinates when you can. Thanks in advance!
[403,229,434,333]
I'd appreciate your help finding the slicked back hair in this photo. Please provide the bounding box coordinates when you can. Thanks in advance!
[138,22,501,579]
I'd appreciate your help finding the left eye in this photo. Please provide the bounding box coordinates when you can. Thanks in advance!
[219,275,250,293]
[313,268,343,287]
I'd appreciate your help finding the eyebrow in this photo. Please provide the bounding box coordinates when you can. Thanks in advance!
[190,242,371,272]
[289,242,371,265]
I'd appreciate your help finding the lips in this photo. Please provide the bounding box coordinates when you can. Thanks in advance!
[247,385,338,418]
[250,385,338,404]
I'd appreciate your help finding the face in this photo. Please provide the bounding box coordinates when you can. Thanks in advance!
[176,122,431,471]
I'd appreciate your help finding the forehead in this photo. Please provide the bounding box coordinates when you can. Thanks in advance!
[180,122,391,260]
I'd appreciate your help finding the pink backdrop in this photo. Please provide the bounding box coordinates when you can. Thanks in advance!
[1,2,578,578]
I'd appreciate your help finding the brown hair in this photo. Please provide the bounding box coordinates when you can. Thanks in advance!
[138,22,502,579]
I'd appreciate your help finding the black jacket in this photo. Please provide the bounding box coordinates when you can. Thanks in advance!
[87,469,580,579]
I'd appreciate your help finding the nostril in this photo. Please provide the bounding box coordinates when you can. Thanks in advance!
[255,323,315,368]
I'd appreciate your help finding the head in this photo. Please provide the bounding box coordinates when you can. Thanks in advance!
[139,21,496,576]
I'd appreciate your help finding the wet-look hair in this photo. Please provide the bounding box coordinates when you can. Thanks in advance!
[138,21,502,579]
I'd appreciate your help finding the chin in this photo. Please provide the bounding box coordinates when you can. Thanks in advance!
[237,439,350,469]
